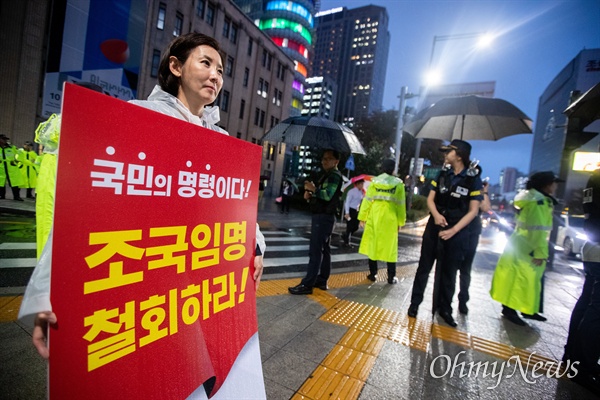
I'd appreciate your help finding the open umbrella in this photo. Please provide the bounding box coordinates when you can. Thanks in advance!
[284,177,299,192]
[403,95,533,141]
[564,82,600,129]
[261,116,366,155]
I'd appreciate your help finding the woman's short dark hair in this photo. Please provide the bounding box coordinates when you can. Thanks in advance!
[158,33,221,97]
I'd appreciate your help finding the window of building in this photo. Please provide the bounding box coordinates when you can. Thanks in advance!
[259,110,265,128]
[262,50,267,67]
[196,0,205,18]
[174,12,183,36]
[276,62,283,80]
[267,53,272,70]
[270,115,275,128]
[221,90,230,112]
[151,49,160,77]
[247,39,253,56]
[206,3,215,26]
[263,81,269,98]
[231,24,238,44]
[257,78,264,96]
[225,56,234,77]
[236,132,242,139]
[243,68,249,87]
[268,144,275,160]
[251,138,257,144]
[239,99,245,119]
[223,17,230,38]
[254,108,260,126]
[157,3,166,30]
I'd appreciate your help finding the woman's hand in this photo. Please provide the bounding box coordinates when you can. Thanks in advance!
[433,214,448,227]
[439,227,457,241]
[359,221,365,229]
[253,255,264,290]
[33,311,57,359]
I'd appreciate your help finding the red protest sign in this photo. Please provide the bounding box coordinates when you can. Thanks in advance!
[49,84,262,399]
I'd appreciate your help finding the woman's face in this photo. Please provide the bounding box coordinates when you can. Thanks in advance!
[544,181,558,195]
[170,45,223,113]
[444,149,459,165]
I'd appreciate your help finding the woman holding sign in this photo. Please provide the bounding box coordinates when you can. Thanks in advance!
[20,33,266,399]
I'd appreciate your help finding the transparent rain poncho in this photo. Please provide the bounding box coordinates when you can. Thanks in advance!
[34,113,61,155]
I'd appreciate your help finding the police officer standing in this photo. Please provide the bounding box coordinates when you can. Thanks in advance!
[0,134,25,201]
[407,139,483,327]
[563,167,600,395]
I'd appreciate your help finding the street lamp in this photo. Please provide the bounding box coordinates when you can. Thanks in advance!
[406,31,493,204]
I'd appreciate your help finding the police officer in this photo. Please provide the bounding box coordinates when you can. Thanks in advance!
[17,141,39,199]
[0,134,25,201]
[407,139,483,327]
[563,167,600,395]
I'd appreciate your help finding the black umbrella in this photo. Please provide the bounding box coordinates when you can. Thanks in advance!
[403,95,533,141]
[564,82,600,129]
[260,116,366,155]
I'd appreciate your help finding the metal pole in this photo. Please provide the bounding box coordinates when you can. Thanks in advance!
[394,86,408,176]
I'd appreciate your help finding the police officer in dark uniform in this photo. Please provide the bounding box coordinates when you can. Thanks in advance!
[563,167,600,395]
[407,139,483,327]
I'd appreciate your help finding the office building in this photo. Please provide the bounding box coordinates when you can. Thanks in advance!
[312,5,390,125]
[301,76,337,119]
[530,48,600,202]
[233,0,317,115]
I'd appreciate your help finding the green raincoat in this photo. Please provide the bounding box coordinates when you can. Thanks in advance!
[358,173,406,262]
[0,143,25,188]
[490,188,554,314]
[17,149,39,189]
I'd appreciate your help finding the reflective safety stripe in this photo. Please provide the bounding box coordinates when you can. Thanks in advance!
[431,181,438,187]
[470,190,482,196]
[365,195,405,205]
[515,223,551,231]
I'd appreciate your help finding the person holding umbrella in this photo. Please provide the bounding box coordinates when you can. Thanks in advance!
[407,139,483,328]
[490,171,560,326]
[357,159,406,283]
[289,149,344,295]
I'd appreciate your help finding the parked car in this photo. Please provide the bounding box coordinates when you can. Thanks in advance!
[481,210,515,235]
[556,214,587,257]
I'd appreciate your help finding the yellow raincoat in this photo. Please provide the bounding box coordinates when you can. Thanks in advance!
[17,149,38,189]
[490,188,554,314]
[358,173,406,262]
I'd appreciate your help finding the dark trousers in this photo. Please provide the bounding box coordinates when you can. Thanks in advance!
[344,208,359,243]
[0,185,21,199]
[280,195,291,213]
[458,230,480,305]
[301,213,335,287]
[410,218,439,307]
[369,259,396,279]
[409,217,467,314]
[564,261,600,374]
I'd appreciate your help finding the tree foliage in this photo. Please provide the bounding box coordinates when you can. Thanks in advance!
[339,110,445,178]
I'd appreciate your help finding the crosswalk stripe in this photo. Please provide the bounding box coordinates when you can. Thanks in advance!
[264,253,367,268]
[265,237,309,242]
[0,243,37,250]
[1,258,36,268]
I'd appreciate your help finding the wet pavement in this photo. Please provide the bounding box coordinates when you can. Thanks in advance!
[0,196,598,399]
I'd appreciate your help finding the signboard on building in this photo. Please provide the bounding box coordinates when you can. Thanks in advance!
[573,151,600,172]
[42,0,145,117]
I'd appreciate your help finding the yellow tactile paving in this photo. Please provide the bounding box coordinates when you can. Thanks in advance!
[432,323,472,347]
[388,317,431,352]
[338,329,386,356]
[0,296,22,322]
[320,300,369,327]
[471,336,515,360]
[321,344,377,381]
[294,365,365,400]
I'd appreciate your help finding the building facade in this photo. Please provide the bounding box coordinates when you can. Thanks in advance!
[530,48,600,203]
[301,76,337,119]
[233,0,317,116]
[312,5,390,125]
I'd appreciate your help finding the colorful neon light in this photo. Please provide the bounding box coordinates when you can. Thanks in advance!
[272,37,309,59]
[259,18,312,45]
[266,1,314,27]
